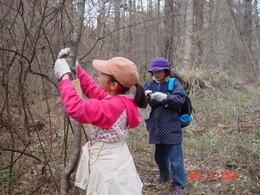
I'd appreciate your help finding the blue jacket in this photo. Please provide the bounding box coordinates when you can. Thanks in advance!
[144,77,186,144]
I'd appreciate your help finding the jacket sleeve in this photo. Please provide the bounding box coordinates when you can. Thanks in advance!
[143,81,161,108]
[145,79,186,110]
[58,79,125,129]
[164,79,186,109]
[77,66,108,100]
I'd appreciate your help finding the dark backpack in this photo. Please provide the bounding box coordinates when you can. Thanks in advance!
[168,78,193,128]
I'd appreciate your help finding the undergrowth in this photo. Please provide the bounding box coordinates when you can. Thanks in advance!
[127,76,260,195]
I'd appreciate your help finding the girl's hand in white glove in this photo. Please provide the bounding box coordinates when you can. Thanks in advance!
[151,92,167,102]
[58,48,70,59]
[57,48,79,69]
[54,58,71,79]
[145,90,152,96]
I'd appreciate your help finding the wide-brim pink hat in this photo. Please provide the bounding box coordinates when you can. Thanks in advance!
[92,57,139,88]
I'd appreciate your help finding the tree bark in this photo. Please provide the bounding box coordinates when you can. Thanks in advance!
[114,0,121,54]
[127,0,133,55]
[254,0,260,70]
[243,0,253,54]
[182,0,194,73]
[164,0,175,63]
[227,0,258,78]
[60,0,86,194]
[194,0,204,67]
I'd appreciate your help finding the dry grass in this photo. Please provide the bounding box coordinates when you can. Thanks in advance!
[127,75,260,195]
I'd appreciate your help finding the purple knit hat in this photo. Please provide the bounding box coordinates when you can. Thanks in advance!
[148,57,170,72]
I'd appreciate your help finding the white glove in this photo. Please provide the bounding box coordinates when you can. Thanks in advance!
[151,92,167,102]
[57,47,79,68]
[54,58,71,79]
[145,90,152,96]
[58,48,70,58]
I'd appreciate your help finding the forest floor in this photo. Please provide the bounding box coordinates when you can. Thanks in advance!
[0,69,259,195]
[129,74,260,195]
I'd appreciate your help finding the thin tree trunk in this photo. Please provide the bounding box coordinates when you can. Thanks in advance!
[227,0,258,78]
[97,0,107,56]
[203,0,215,68]
[114,0,121,54]
[244,0,253,54]
[254,0,260,70]
[60,0,86,194]
[194,0,204,67]
[156,0,161,54]
[182,0,194,73]
[164,0,175,63]
[127,0,133,55]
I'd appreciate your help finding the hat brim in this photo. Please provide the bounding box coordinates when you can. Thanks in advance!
[148,67,170,72]
[92,59,111,75]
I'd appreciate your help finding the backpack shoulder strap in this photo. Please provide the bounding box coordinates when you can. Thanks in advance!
[168,77,176,92]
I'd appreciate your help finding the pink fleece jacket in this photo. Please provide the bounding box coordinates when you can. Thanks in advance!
[57,66,141,130]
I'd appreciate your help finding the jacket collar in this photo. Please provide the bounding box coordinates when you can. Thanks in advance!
[152,76,171,83]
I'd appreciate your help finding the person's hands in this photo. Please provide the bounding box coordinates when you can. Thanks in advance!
[151,92,167,102]
[145,90,152,96]
[58,48,79,63]
[58,48,70,59]
[57,48,79,71]
[54,58,71,79]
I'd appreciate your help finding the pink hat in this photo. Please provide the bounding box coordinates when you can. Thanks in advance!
[92,57,139,88]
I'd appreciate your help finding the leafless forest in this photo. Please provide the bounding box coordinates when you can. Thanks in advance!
[0,0,259,195]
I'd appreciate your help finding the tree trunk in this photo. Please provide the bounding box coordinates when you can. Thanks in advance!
[156,0,161,54]
[164,0,175,64]
[243,0,253,55]
[203,0,215,68]
[60,0,86,194]
[114,0,121,54]
[227,0,258,78]
[127,0,133,56]
[194,0,204,67]
[182,0,194,73]
[253,0,260,70]
[97,0,107,56]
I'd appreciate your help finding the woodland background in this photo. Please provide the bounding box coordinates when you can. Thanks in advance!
[0,0,259,194]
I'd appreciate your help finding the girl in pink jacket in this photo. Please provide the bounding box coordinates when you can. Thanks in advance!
[54,53,146,195]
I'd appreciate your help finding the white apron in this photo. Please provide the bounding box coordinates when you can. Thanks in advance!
[75,140,143,195]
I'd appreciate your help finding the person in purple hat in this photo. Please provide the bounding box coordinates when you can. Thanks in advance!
[143,57,186,195]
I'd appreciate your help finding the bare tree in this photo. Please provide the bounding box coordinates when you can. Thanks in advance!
[227,0,258,78]
[114,0,121,54]
[60,0,86,194]
[194,0,204,67]
[253,0,260,69]
[244,0,253,55]
[203,0,217,69]
[182,0,194,73]
[164,0,175,63]
[126,0,133,56]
